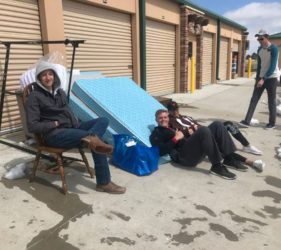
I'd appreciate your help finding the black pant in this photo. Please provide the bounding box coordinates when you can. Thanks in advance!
[177,121,236,167]
[223,121,249,146]
[244,78,277,126]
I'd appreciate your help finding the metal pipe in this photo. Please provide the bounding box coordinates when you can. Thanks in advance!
[0,39,84,130]
[216,19,221,80]
[0,43,11,130]
[191,56,195,93]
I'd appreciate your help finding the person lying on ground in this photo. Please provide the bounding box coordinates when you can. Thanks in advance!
[25,61,126,194]
[150,109,238,180]
[166,101,265,172]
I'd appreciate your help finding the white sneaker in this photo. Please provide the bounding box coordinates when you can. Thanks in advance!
[277,147,281,153]
[242,145,262,155]
[253,160,265,172]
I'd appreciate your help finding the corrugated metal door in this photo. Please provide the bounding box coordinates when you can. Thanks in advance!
[146,19,176,95]
[63,0,133,78]
[233,40,239,51]
[0,0,43,132]
[219,37,229,80]
[202,32,213,85]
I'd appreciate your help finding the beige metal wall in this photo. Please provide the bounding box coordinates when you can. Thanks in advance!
[219,37,229,80]
[63,0,133,78]
[202,32,214,84]
[146,19,176,95]
[233,40,239,51]
[0,0,43,132]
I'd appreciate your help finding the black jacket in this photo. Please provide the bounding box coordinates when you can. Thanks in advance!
[25,84,79,138]
[150,126,184,159]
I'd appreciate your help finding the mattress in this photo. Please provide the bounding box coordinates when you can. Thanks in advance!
[66,71,105,92]
[69,94,116,146]
[71,77,165,147]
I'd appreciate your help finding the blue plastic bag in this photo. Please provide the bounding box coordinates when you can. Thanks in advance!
[111,134,159,176]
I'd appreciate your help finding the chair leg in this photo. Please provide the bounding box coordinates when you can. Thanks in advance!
[57,153,67,194]
[79,148,94,178]
[30,149,41,182]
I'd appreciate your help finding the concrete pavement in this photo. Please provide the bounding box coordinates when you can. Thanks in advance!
[0,77,281,250]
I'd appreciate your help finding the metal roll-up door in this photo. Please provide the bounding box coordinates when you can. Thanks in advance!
[146,19,176,95]
[63,0,133,78]
[0,0,43,132]
[219,37,229,80]
[233,40,239,51]
[202,32,213,85]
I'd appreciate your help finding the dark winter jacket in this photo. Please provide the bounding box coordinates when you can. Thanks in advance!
[25,61,79,138]
[149,126,184,160]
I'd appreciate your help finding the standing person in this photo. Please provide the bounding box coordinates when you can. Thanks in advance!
[150,109,237,180]
[166,101,265,172]
[239,29,280,129]
[25,61,126,194]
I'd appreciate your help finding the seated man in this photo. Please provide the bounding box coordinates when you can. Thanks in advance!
[150,109,237,180]
[25,61,126,194]
[167,101,264,172]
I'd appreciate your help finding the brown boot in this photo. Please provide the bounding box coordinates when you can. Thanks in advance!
[96,181,126,194]
[81,135,113,154]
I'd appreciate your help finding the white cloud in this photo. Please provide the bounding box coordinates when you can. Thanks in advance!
[224,2,281,55]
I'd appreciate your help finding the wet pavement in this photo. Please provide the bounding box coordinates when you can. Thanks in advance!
[0,77,281,250]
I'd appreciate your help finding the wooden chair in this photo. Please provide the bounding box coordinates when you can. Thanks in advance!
[23,83,94,194]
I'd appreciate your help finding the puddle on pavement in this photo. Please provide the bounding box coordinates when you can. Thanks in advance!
[1,176,93,250]
[252,190,281,204]
[209,223,238,241]
[136,233,157,242]
[100,237,136,246]
[262,206,281,219]
[173,217,207,230]
[110,211,131,221]
[195,204,217,217]
[264,176,281,189]
[222,210,267,226]
[166,231,206,246]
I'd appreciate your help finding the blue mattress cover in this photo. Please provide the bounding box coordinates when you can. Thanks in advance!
[72,77,166,147]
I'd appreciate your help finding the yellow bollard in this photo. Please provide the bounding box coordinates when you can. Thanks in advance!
[191,56,195,94]
[248,57,252,79]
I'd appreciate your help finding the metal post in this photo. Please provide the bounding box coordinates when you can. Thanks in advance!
[0,43,11,130]
[248,57,252,79]
[191,56,195,94]
[67,42,78,102]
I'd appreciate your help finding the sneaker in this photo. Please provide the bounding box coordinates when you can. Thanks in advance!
[264,124,275,130]
[238,120,250,128]
[96,181,126,194]
[223,159,248,172]
[210,164,236,180]
[242,145,262,155]
[252,160,265,172]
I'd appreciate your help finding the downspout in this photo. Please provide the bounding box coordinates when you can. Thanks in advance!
[139,0,146,90]
[216,19,221,80]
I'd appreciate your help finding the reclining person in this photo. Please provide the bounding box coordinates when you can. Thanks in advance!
[25,61,126,194]
[150,109,238,180]
[167,101,264,172]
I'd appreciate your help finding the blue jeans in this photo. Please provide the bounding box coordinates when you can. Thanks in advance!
[46,118,111,184]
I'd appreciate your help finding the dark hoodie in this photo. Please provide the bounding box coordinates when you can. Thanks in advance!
[25,61,79,138]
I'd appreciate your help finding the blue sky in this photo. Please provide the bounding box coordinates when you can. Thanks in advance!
[192,1,281,55]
